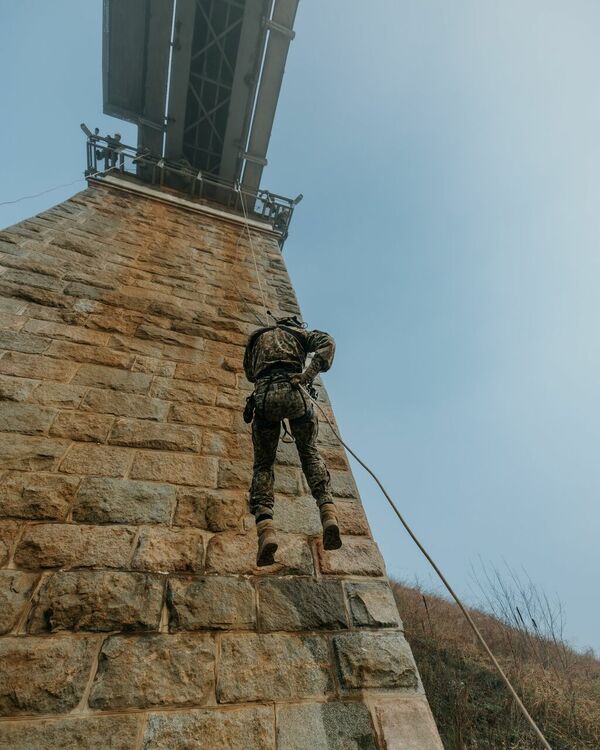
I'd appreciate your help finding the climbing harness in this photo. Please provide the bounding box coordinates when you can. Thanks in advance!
[299,385,554,750]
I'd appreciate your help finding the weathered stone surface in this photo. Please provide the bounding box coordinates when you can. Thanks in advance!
[0,403,54,435]
[329,470,359,498]
[317,537,385,577]
[0,715,140,750]
[170,402,234,429]
[0,374,39,401]
[258,578,348,631]
[0,472,79,520]
[346,582,401,628]
[0,351,77,381]
[0,521,18,565]
[0,329,49,353]
[0,571,38,634]
[201,429,251,459]
[337,501,371,536]
[24,319,109,346]
[132,527,204,572]
[109,418,202,452]
[218,633,332,703]
[81,388,169,420]
[374,698,445,749]
[46,339,134,369]
[174,361,236,386]
[14,523,135,569]
[73,477,176,524]
[168,576,255,631]
[274,494,321,535]
[333,632,419,691]
[142,706,274,750]
[31,383,87,408]
[0,434,68,471]
[0,636,95,715]
[174,487,244,531]
[29,571,164,633]
[150,377,216,404]
[131,451,218,486]
[132,354,176,376]
[59,444,132,476]
[206,531,313,576]
[89,634,215,710]
[72,363,151,393]
[276,702,378,750]
[50,411,114,442]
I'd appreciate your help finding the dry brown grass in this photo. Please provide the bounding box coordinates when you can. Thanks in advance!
[392,580,600,749]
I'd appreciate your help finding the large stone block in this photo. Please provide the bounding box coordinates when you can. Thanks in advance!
[345,581,402,628]
[14,523,135,569]
[59,443,132,477]
[132,527,204,572]
[174,487,244,531]
[258,578,348,631]
[89,634,215,710]
[0,374,39,401]
[170,402,234,430]
[273,495,321,535]
[276,702,378,750]
[317,537,385,577]
[174,361,236,387]
[205,531,313,576]
[142,706,274,750]
[336,501,371,536]
[28,571,164,633]
[0,715,140,750]
[46,339,134,369]
[0,521,18,565]
[131,451,218,487]
[72,363,152,393]
[374,698,444,749]
[73,477,176,525]
[81,388,170,420]
[0,571,38,634]
[168,576,255,631]
[0,434,69,471]
[0,472,79,520]
[0,351,77,381]
[333,632,419,691]
[108,418,202,452]
[24,319,110,346]
[0,330,50,354]
[217,633,333,703]
[31,382,87,408]
[150,377,217,404]
[50,411,114,442]
[0,636,96,715]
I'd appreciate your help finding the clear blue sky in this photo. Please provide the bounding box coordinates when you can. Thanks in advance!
[2,1,599,653]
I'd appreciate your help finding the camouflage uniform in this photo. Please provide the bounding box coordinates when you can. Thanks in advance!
[243,322,336,521]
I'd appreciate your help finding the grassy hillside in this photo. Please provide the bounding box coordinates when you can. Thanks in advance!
[392,581,600,749]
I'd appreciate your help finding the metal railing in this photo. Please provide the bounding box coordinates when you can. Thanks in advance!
[83,129,300,244]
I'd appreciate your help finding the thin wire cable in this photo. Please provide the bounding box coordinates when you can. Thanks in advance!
[230,195,269,327]
[238,187,269,320]
[299,385,553,750]
[0,164,119,208]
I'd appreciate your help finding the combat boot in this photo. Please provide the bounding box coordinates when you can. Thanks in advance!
[256,518,278,567]
[320,503,342,550]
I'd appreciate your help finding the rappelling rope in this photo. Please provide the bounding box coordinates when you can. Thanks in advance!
[0,165,119,208]
[299,385,553,750]
[237,186,269,323]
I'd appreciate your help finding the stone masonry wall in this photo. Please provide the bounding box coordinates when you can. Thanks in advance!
[0,181,443,749]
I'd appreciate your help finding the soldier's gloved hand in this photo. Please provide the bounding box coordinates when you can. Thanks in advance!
[289,372,310,388]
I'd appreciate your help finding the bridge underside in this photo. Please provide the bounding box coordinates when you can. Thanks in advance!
[103,0,298,194]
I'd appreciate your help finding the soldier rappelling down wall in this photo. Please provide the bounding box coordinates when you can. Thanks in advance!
[243,316,342,566]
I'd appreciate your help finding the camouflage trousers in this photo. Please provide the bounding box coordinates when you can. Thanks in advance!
[249,373,333,520]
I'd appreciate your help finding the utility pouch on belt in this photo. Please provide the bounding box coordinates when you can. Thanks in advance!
[243,393,256,423]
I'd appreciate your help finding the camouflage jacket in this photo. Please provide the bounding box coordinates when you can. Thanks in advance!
[243,324,335,383]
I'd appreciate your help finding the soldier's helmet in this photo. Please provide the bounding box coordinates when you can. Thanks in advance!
[276,315,305,329]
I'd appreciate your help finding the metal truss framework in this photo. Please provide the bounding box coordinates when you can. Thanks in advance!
[183,0,246,175]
